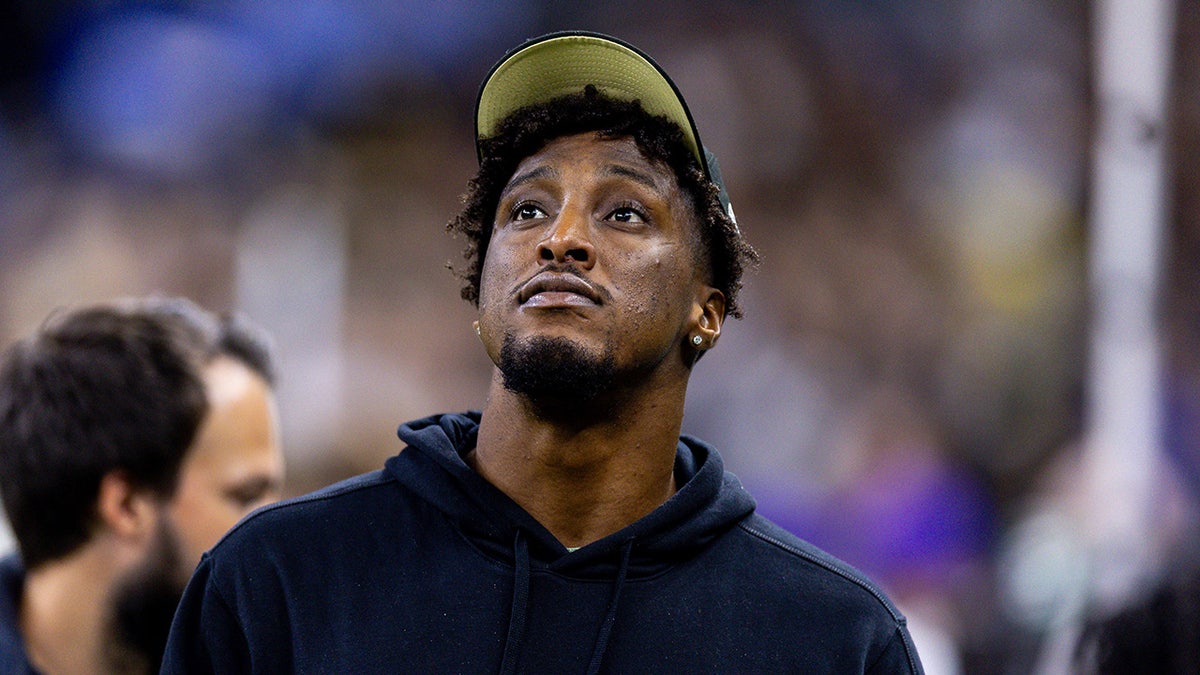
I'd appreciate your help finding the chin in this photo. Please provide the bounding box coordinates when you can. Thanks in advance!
[498,333,615,402]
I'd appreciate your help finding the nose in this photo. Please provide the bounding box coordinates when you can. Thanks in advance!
[537,208,595,268]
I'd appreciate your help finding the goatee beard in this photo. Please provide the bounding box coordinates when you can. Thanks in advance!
[499,334,615,406]
[103,517,187,675]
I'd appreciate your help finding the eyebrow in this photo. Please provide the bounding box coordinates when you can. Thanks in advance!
[502,165,556,195]
[602,164,662,192]
[504,163,664,192]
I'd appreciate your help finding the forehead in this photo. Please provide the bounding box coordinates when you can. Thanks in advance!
[184,357,279,470]
[510,133,681,192]
[202,356,259,407]
[520,130,657,166]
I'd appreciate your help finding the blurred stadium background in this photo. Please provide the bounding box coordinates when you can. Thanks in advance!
[1,1,1198,672]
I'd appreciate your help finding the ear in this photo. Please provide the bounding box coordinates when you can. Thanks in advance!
[689,287,726,351]
[95,470,159,542]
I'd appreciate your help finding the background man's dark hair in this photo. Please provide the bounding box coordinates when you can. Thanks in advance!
[0,296,275,569]
[448,85,758,318]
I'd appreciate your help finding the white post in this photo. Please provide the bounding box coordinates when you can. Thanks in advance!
[1084,0,1175,610]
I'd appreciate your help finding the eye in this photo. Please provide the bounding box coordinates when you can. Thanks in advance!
[512,202,547,221]
[605,204,647,225]
[223,477,278,509]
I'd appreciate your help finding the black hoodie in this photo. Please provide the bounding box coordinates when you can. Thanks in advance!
[161,412,923,673]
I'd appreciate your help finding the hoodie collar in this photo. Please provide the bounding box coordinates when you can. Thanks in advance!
[388,411,756,578]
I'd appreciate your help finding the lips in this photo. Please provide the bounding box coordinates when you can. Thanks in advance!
[517,272,603,306]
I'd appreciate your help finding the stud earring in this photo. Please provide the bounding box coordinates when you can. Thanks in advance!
[473,322,481,338]
[691,335,703,346]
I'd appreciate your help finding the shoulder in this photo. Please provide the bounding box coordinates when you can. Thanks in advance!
[696,514,924,672]
[191,468,413,613]
[728,513,909,625]
[726,515,924,672]
[210,469,397,554]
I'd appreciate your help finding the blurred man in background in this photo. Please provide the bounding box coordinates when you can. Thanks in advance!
[0,297,285,675]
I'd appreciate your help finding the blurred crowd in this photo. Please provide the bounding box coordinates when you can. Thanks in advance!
[1,1,1197,672]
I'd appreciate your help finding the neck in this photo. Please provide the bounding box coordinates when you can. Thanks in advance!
[20,543,124,675]
[473,370,686,548]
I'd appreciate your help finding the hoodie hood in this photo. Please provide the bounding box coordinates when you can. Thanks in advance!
[387,411,756,579]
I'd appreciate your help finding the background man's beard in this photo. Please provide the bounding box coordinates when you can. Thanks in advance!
[103,516,188,675]
[499,334,616,404]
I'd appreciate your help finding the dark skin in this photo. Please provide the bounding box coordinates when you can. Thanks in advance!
[470,133,725,548]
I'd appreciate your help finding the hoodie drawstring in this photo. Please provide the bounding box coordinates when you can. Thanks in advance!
[586,537,634,675]
[499,530,530,675]
[498,534,634,675]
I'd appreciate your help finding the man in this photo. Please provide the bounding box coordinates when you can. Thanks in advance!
[0,297,285,674]
[163,31,923,673]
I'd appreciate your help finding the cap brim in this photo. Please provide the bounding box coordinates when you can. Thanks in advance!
[475,31,736,228]
[475,31,705,171]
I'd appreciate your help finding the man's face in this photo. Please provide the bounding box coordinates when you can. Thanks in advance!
[477,132,720,399]
[166,356,284,575]
[101,357,282,673]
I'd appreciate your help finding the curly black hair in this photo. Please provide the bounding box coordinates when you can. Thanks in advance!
[447,85,758,318]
